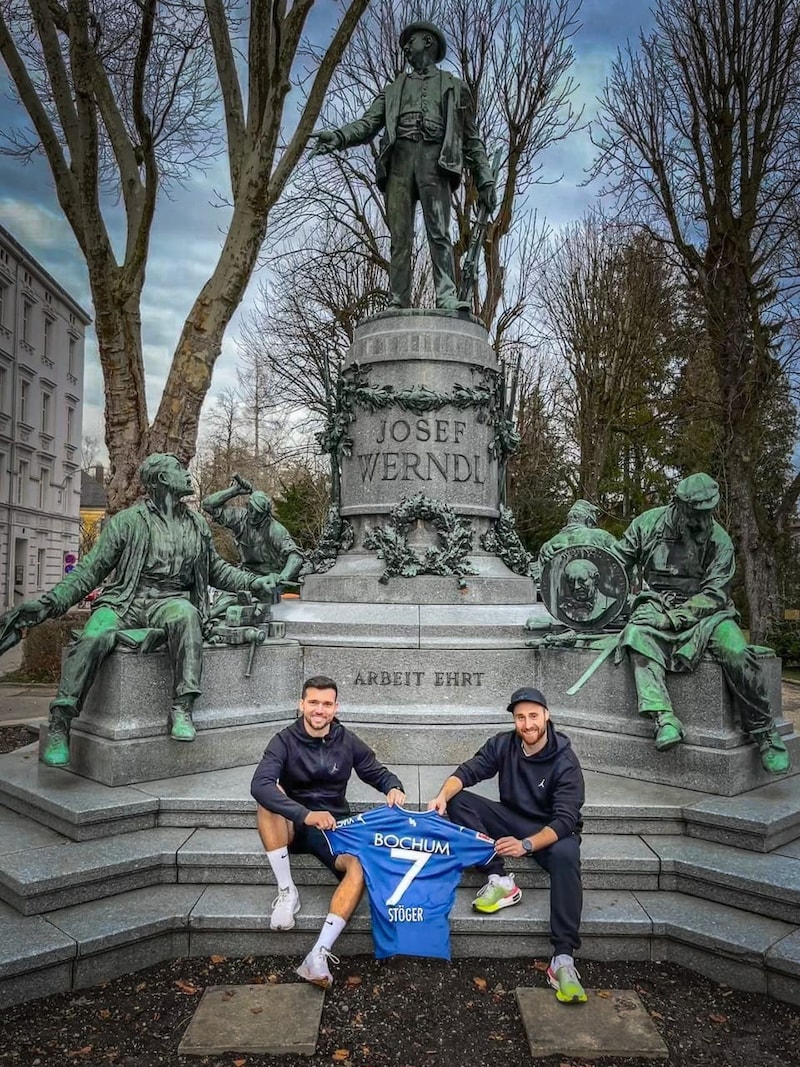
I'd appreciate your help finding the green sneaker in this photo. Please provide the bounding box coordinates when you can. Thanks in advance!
[758,730,790,775]
[547,962,587,1004]
[41,716,70,767]
[472,874,522,913]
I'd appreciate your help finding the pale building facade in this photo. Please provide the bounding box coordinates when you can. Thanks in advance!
[0,224,91,609]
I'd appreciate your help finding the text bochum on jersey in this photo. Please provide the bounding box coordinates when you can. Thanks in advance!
[323,806,496,960]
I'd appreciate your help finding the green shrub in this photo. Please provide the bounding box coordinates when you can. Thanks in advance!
[764,621,800,668]
[20,612,90,683]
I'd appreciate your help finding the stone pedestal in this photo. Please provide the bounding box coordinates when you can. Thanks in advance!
[54,641,303,787]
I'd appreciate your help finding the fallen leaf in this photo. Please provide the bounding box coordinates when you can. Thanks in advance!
[250,1007,264,1015]
[98,1009,111,1019]
[267,974,280,984]
[533,960,549,972]
[361,1047,370,1057]
[473,977,488,992]
[223,990,236,999]
[233,1061,246,1066]
[650,1010,664,1021]
[209,955,226,964]
[488,1032,505,1041]
[346,975,362,987]
[596,990,612,999]
[709,1013,728,1024]
[332,1050,350,1062]
[174,980,200,995]
[67,1048,93,1058]
[135,982,146,992]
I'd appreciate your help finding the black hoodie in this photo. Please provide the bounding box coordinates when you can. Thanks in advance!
[453,724,584,839]
[251,717,404,824]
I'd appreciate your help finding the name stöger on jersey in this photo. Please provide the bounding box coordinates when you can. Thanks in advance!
[372,832,451,854]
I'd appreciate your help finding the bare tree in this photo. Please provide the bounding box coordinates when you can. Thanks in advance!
[592,0,800,639]
[0,0,371,511]
[537,216,691,515]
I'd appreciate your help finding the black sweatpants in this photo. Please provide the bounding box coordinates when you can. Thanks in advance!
[447,790,582,956]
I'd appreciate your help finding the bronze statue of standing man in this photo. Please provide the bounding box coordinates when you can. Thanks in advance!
[312,21,497,311]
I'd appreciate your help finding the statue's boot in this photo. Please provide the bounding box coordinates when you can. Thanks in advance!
[756,729,790,774]
[169,696,197,742]
[652,711,684,752]
[41,704,73,767]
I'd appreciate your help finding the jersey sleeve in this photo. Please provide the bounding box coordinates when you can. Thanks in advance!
[321,814,370,859]
[452,824,497,868]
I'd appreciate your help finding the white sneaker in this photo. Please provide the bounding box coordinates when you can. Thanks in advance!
[296,947,339,988]
[270,886,300,930]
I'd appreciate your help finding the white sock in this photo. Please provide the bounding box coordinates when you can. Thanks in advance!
[551,953,574,971]
[313,912,346,953]
[266,847,294,892]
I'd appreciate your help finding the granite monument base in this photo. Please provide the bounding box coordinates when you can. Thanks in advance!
[41,641,302,787]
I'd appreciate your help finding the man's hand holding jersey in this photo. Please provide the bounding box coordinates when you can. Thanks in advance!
[385,788,406,807]
[304,810,338,830]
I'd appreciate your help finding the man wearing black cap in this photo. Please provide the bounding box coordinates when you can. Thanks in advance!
[428,687,587,1003]
[311,21,496,310]
[615,473,790,774]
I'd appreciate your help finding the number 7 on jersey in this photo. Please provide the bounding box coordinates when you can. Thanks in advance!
[385,847,433,905]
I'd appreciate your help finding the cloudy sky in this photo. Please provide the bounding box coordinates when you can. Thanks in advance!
[0,0,654,451]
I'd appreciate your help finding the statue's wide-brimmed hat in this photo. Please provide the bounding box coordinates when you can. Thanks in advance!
[399,20,447,61]
[675,473,720,511]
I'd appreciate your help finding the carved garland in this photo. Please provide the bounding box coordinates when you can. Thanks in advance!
[363,493,478,587]
[480,505,535,577]
[303,506,355,574]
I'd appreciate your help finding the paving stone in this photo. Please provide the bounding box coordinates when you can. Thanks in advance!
[177,983,325,1056]
[644,834,800,923]
[0,804,67,852]
[0,827,192,914]
[516,987,667,1060]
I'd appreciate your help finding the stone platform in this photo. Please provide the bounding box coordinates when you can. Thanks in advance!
[1,743,800,1010]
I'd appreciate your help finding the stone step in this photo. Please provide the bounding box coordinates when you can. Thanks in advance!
[3,813,800,931]
[2,883,798,1010]
[175,829,661,892]
[3,745,800,854]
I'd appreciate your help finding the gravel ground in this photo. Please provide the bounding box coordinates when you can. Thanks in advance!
[1,954,799,1067]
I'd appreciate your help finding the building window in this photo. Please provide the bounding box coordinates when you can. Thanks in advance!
[41,389,52,434]
[36,548,46,588]
[22,300,32,343]
[66,405,75,444]
[68,337,76,375]
[19,379,29,423]
[43,316,52,357]
[63,475,72,512]
[17,460,28,504]
[0,365,7,413]
[0,282,7,326]
[38,467,49,510]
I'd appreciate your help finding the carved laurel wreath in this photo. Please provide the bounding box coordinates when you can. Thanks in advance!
[363,493,478,587]
[303,506,355,574]
[480,505,536,577]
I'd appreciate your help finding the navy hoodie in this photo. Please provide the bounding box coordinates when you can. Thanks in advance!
[251,717,404,825]
[453,724,584,839]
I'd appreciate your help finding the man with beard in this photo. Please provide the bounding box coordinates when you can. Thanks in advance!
[251,675,405,987]
[614,473,790,774]
[428,687,587,1003]
[2,454,278,765]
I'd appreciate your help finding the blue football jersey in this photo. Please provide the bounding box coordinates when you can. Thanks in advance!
[322,806,496,961]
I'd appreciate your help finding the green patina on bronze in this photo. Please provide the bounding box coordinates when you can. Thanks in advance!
[363,493,477,586]
[480,505,535,577]
[303,506,355,574]
[0,454,283,767]
[612,473,790,775]
[311,21,497,310]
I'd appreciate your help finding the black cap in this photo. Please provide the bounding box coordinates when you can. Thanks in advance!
[507,687,548,713]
